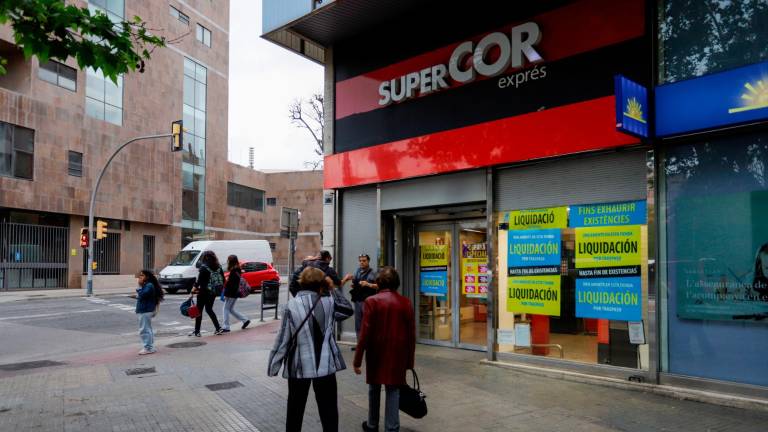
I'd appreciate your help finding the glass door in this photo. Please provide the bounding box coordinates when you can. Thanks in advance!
[416,221,488,349]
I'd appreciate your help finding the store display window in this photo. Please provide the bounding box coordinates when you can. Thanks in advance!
[497,202,650,369]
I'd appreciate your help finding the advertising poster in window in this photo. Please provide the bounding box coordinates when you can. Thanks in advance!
[462,243,488,299]
[506,206,568,230]
[574,224,642,321]
[506,224,562,316]
[420,245,448,297]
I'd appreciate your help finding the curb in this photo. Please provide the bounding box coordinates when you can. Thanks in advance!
[481,359,768,412]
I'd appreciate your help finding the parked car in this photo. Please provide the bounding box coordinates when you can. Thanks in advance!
[225,261,280,293]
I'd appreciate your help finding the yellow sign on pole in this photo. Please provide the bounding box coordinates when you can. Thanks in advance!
[92,262,98,270]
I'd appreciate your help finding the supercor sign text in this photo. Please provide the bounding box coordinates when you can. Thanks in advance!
[378,22,544,106]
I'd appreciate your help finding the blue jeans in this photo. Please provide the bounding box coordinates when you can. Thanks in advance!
[138,312,154,350]
[222,297,248,330]
[369,384,400,431]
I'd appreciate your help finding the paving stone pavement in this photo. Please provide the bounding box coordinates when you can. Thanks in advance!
[2,320,768,432]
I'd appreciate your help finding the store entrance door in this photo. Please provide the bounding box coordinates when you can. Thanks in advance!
[416,220,488,350]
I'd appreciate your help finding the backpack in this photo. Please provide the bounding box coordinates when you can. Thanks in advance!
[207,266,225,296]
[238,276,251,298]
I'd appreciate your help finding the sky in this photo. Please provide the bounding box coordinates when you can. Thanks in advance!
[227,0,324,171]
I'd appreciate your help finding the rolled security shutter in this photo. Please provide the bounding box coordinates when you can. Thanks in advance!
[340,187,378,279]
[494,150,648,211]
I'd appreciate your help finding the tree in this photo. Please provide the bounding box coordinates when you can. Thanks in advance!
[289,92,324,170]
[0,0,166,81]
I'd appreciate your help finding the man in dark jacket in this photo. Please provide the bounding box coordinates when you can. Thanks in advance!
[289,250,341,297]
[354,266,416,432]
[342,254,377,340]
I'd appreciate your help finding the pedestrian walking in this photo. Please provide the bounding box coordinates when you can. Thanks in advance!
[189,250,224,337]
[354,266,416,432]
[268,267,353,432]
[341,254,378,341]
[135,269,164,355]
[221,254,251,333]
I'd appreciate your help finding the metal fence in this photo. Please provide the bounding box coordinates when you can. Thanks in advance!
[143,235,155,273]
[82,232,121,275]
[0,222,69,290]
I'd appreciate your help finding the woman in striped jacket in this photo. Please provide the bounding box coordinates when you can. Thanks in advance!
[268,267,353,432]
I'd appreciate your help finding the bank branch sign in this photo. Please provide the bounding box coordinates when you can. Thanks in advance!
[615,75,649,138]
[656,60,768,136]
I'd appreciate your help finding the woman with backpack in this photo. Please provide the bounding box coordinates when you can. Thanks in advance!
[189,250,224,337]
[135,269,164,355]
[221,254,251,333]
[268,267,353,432]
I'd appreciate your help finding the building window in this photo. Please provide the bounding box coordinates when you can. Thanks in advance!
[38,60,77,91]
[88,0,124,23]
[68,151,83,177]
[0,121,34,180]
[85,68,123,125]
[267,197,277,206]
[183,58,206,166]
[227,182,265,212]
[659,1,768,83]
[86,1,124,125]
[170,5,190,25]
[196,24,211,47]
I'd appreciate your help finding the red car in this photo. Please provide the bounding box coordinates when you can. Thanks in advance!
[225,261,280,293]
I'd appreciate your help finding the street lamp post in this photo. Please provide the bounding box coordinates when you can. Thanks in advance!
[86,123,183,297]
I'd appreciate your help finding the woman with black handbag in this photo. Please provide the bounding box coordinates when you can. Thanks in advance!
[268,267,353,432]
[354,266,417,432]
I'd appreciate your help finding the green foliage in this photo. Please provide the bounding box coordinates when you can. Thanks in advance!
[0,0,165,81]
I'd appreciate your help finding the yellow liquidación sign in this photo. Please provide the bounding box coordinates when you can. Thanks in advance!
[575,225,641,268]
[506,275,561,316]
[420,245,448,267]
[506,206,568,230]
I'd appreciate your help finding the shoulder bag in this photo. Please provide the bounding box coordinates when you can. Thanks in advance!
[399,369,427,419]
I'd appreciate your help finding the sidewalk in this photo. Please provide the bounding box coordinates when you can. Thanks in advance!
[1,320,767,432]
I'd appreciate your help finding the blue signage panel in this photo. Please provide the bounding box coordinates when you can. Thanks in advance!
[615,75,649,138]
[420,270,448,296]
[570,200,647,228]
[575,276,642,321]
[508,229,561,276]
[656,61,768,136]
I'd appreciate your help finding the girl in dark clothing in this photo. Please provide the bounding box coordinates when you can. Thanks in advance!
[135,270,163,355]
[221,254,251,332]
[189,250,224,337]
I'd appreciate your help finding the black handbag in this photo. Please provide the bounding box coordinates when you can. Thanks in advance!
[399,369,427,419]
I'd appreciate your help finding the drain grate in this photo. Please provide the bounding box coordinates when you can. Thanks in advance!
[167,341,206,348]
[125,367,156,376]
[0,360,65,371]
[205,381,244,391]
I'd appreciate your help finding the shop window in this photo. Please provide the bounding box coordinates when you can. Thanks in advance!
[497,202,650,369]
[661,132,768,387]
[659,0,768,83]
[0,121,34,180]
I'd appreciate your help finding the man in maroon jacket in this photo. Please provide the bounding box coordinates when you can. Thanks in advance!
[354,266,416,432]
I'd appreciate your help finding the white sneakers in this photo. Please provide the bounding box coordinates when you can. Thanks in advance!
[138,348,156,355]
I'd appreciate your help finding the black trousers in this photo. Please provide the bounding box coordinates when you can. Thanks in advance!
[194,292,220,333]
[287,374,338,432]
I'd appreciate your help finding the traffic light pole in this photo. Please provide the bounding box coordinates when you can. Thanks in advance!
[86,133,173,297]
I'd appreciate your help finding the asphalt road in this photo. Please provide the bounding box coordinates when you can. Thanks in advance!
[0,291,275,364]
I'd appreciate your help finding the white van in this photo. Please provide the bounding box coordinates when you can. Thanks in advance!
[158,240,273,293]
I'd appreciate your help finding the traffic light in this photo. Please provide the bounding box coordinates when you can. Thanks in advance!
[171,120,183,152]
[96,220,108,240]
[79,228,89,248]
